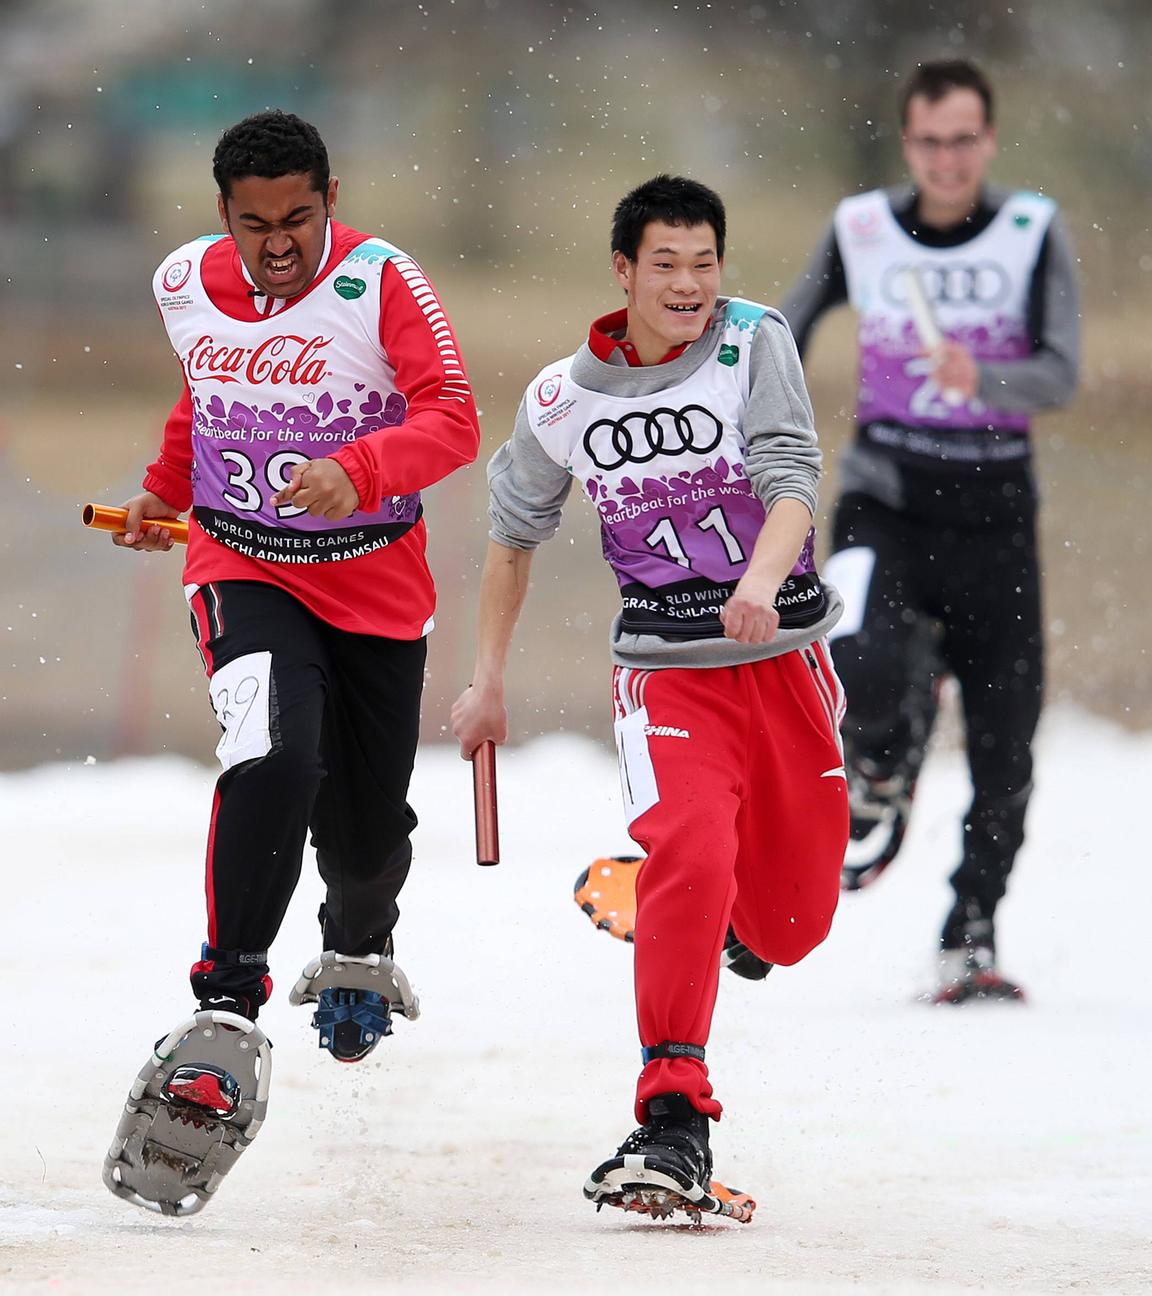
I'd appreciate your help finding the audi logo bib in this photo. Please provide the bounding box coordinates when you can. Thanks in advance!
[834,187,1055,466]
[525,298,827,639]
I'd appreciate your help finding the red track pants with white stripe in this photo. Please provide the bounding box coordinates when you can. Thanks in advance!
[614,642,848,1122]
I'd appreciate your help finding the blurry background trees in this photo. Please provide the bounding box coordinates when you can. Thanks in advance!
[2,0,1148,766]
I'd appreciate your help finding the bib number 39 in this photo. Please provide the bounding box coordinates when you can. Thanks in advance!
[220,450,310,518]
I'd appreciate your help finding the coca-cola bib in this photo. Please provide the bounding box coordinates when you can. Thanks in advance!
[835,188,1054,464]
[524,300,826,639]
[154,233,421,563]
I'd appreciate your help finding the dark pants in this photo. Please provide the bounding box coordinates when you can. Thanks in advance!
[186,580,426,1013]
[830,487,1043,920]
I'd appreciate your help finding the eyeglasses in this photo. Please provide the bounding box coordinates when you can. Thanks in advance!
[905,132,987,155]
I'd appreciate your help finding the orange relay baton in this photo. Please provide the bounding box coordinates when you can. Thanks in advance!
[82,503,188,545]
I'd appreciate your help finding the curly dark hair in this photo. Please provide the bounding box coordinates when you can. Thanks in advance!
[212,110,330,200]
[611,174,726,262]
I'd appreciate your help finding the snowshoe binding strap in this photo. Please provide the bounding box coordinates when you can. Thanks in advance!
[288,950,420,1021]
[311,987,393,1062]
[641,1040,706,1065]
[102,1010,272,1217]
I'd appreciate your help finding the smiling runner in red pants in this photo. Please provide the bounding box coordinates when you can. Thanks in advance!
[452,175,848,1221]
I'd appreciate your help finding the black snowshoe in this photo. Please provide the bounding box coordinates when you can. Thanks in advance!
[584,1092,755,1223]
[721,927,774,981]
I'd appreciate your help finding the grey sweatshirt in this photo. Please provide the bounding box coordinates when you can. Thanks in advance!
[487,299,843,669]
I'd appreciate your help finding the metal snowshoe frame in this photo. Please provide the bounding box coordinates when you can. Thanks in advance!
[103,1010,272,1217]
[585,1157,755,1224]
[288,950,420,1021]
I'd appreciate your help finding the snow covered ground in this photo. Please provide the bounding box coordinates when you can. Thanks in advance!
[1,705,1148,1295]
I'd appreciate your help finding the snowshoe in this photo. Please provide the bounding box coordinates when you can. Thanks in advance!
[574,854,642,942]
[930,946,1026,1005]
[102,1010,271,1216]
[841,618,945,891]
[721,928,773,981]
[289,950,419,1063]
[584,1092,755,1224]
[575,857,771,982]
[929,903,1026,1005]
[841,758,915,891]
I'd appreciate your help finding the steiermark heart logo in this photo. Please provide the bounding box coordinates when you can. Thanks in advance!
[334,275,367,300]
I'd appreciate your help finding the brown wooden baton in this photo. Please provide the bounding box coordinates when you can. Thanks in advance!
[82,503,189,545]
[472,739,500,867]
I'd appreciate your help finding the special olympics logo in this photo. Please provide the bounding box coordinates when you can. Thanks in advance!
[583,405,724,471]
[162,260,192,293]
[536,373,563,406]
[884,261,1008,309]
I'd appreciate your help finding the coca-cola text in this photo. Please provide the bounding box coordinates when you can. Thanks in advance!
[185,334,333,385]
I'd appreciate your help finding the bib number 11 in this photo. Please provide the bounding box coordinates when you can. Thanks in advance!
[644,505,746,569]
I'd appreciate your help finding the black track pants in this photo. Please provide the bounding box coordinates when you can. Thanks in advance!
[828,490,1043,916]
[186,580,426,1010]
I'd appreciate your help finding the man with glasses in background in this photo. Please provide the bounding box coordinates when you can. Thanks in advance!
[781,60,1079,1002]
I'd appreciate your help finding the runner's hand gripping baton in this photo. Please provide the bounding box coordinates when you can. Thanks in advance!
[82,504,189,545]
[472,740,500,867]
[900,267,965,408]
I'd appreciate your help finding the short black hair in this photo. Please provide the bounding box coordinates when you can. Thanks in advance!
[611,174,726,262]
[899,60,994,127]
[212,110,330,200]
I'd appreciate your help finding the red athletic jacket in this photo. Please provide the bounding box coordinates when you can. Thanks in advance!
[143,221,480,638]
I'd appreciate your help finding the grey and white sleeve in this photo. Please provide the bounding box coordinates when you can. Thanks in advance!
[977,211,1081,412]
[742,314,822,518]
[486,396,575,550]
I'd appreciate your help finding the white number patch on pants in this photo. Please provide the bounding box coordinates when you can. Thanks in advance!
[208,652,273,772]
[614,705,660,825]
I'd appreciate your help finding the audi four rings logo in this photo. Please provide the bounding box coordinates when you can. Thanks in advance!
[883,261,1009,308]
[583,405,724,470]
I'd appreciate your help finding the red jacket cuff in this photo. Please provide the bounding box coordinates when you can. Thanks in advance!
[331,446,375,510]
[142,467,193,513]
